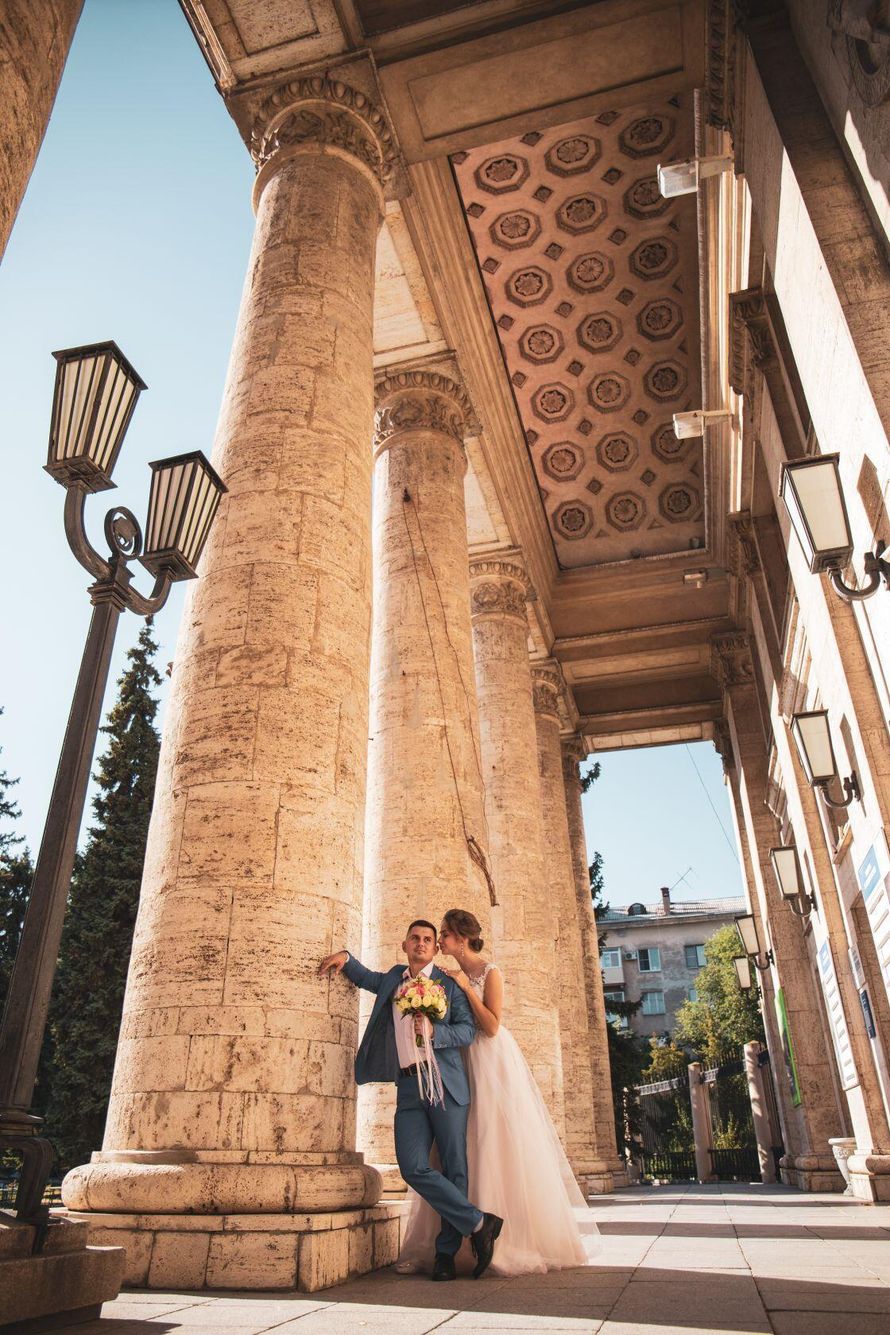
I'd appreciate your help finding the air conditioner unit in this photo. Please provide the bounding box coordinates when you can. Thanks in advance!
[624,950,638,961]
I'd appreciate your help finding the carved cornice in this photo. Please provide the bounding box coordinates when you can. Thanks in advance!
[729,287,777,397]
[710,630,755,690]
[469,555,530,622]
[250,75,397,194]
[712,716,735,773]
[704,0,737,136]
[374,370,475,450]
[531,663,562,719]
[728,511,761,580]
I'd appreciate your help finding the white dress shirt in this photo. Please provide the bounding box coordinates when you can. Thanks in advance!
[393,962,435,1069]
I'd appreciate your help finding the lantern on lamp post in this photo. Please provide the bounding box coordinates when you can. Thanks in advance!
[735,913,774,972]
[769,845,815,919]
[0,343,226,1233]
[780,454,889,602]
[789,709,860,812]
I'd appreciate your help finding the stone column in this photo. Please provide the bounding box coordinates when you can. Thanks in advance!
[688,1063,716,1183]
[469,555,564,1133]
[532,666,611,1193]
[359,367,492,1177]
[744,1041,778,1185]
[561,735,623,1182]
[0,0,83,262]
[713,636,845,1191]
[62,77,402,1292]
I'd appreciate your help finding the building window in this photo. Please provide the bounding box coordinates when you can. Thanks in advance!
[604,989,627,1029]
[687,986,699,1003]
[684,944,706,969]
[641,991,666,1015]
[601,948,621,968]
[638,947,661,972]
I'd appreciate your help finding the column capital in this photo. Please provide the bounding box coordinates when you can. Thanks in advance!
[373,368,475,457]
[249,75,397,206]
[468,552,531,622]
[561,732,587,781]
[710,630,755,690]
[531,660,563,720]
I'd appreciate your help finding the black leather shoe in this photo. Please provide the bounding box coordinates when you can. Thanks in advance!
[470,1212,503,1278]
[432,1252,456,1281]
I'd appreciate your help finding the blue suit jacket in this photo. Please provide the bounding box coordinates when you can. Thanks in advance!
[342,956,475,1106]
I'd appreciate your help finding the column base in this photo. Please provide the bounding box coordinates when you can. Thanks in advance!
[371,1163,408,1197]
[0,1212,124,1330]
[62,1156,381,1215]
[60,1203,408,1293]
[779,1153,845,1192]
[847,1154,890,1202]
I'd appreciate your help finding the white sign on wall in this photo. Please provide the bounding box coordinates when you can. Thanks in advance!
[857,834,890,1009]
[816,935,859,1091]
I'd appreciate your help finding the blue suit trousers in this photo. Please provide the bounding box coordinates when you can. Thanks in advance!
[394,1072,483,1255]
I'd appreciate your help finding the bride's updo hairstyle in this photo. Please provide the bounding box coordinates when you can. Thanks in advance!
[443,908,484,952]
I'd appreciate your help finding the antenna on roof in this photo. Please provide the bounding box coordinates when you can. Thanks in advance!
[670,867,694,892]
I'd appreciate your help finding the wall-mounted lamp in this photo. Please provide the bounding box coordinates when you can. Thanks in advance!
[657,154,733,198]
[733,955,753,991]
[769,845,815,918]
[780,455,889,603]
[789,709,860,811]
[735,913,774,971]
[672,409,733,440]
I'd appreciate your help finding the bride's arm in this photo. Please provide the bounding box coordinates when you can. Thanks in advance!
[443,966,503,1037]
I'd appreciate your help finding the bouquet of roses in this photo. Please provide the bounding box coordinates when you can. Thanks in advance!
[395,975,448,1105]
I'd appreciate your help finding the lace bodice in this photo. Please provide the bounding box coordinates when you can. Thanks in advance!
[466,962,495,991]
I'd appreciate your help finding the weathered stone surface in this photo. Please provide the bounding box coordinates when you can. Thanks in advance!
[0,1230,123,1328]
[469,555,565,1132]
[359,368,491,1170]
[0,0,83,261]
[63,81,387,1225]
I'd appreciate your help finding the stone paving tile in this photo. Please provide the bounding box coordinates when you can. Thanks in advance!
[769,1315,890,1335]
[756,1277,890,1311]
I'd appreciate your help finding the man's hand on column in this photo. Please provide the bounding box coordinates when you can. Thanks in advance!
[318,950,349,976]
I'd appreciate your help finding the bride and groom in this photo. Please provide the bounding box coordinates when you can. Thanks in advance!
[318,908,593,1279]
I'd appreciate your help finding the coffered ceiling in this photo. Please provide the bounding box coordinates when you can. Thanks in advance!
[452,98,704,570]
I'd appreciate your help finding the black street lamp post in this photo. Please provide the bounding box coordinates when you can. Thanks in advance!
[0,343,226,1238]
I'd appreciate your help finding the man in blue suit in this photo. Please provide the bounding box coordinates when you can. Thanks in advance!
[319,919,502,1280]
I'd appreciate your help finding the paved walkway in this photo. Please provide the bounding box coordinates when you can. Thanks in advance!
[58,1185,890,1335]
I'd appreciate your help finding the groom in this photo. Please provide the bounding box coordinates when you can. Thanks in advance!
[318,920,502,1280]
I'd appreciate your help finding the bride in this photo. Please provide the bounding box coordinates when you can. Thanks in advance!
[396,907,598,1276]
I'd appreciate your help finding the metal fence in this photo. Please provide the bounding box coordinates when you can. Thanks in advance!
[702,1048,762,1182]
[634,1051,697,1183]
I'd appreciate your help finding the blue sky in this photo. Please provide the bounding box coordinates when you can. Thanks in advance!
[0,0,743,909]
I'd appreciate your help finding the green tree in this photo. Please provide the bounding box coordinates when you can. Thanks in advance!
[673,923,766,1062]
[45,621,162,1169]
[0,712,33,1019]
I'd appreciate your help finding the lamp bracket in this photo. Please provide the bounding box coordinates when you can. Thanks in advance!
[816,771,861,810]
[62,481,173,619]
[752,950,774,972]
[787,893,816,918]
[828,541,890,602]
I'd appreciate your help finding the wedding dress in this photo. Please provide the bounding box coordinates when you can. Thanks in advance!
[396,962,599,1276]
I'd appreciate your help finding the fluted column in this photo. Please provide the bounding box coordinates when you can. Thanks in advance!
[532,666,612,1192]
[360,368,492,1174]
[0,0,83,262]
[713,635,845,1191]
[469,555,564,1133]
[561,735,622,1181]
[64,77,392,1226]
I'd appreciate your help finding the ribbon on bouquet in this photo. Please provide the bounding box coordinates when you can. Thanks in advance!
[414,1016,445,1107]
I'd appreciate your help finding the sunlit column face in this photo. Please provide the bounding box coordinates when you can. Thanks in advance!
[790,710,837,785]
[780,457,852,572]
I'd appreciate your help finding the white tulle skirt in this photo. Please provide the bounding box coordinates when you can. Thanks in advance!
[396,1024,599,1276]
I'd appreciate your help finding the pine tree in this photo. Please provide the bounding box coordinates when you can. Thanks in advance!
[0,712,33,1019]
[44,621,162,1168]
